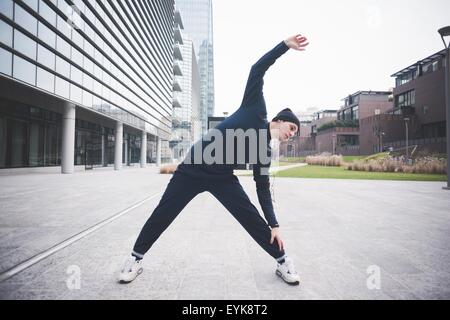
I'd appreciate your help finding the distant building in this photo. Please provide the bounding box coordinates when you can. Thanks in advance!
[336,91,394,156]
[175,0,215,135]
[171,10,201,162]
[386,49,447,154]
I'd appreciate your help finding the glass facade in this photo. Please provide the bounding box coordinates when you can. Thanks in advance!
[175,0,214,135]
[0,101,61,168]
[0,0,175,169]
[0,0,175,139]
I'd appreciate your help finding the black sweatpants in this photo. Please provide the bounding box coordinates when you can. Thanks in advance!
[132,170,285,260]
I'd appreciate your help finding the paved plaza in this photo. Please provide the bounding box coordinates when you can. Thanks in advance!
[0,166,449,299]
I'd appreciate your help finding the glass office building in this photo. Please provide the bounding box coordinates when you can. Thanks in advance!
[174,0,214,134]
[0,0,175,171]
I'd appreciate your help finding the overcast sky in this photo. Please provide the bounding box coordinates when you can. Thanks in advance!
[212,0,450,119]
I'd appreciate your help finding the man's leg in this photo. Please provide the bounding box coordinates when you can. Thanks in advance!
[132,171,205,258]
[207,175,285,260]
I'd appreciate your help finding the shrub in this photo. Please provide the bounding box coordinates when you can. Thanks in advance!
[306,153,343,167]
[347,156,446,174]
[160,164,178,174]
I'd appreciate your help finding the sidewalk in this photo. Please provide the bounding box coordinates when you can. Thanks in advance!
[0,165,169,274]
[0,168,450,299]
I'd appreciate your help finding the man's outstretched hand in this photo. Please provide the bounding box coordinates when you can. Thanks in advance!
[284,34,309,51]
[270,227,285,251]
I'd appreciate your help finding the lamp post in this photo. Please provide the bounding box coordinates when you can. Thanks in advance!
[332,133,336,155]
[438,26,450,189]
[404,117,410,162]
[379,131,385,153]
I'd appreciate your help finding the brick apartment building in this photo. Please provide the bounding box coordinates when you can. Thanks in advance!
[385,49,447,155]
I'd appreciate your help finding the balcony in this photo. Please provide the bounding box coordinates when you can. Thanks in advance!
[174,10,184,29]
[173,61,183,76]
[174,44,183,61]
[400,105,415,117]
[173,78,182,92]
[173,95,182,109]
[174,26,183,45]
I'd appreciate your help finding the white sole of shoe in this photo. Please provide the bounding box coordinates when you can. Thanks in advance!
[118,267,143,284]
[276,270,300,286]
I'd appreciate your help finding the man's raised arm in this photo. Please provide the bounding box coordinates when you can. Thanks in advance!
[240,34,309,107]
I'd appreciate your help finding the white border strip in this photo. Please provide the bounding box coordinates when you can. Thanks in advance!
[0,190,163,283]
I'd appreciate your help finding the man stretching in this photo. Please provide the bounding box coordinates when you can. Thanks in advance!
[119,34,309,285]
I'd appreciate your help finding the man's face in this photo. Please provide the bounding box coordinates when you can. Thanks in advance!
[273,121,298,142]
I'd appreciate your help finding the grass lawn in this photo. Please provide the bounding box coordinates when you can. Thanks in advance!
[281,156,306,163]
[275,165,447,181]
[274,161,297,167]
[281,153,387,164]
[342,155,367,163]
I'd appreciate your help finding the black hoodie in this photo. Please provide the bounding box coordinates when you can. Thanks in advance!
[176,41,290,227]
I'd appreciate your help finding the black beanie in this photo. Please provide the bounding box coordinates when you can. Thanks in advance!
[271,108,300,131]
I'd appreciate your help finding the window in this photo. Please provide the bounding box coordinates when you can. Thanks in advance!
[70,65,82,84]
[84,40,94,58]
[94,79,102,96]
[93,94,101,111]
[55,76,70,98]
[57,16,71,39]
[422,63,431,73]
[37,67,55,92]
[72,30,84,48]
[0,0,14,19]
[344,108,351,121]
[57,36,71,57]
[353,106,359,120]
[55,56,70,78]
[0,20,13,46]
[432,61,438,72]
[37,44,55,69]
[0,47,13,76]
[13,55,36,85]
[70,83,82,104]
[38,22,56,48]
[71,47,83,66]
[82,73,93,90]
[22,0,38,11]
[14,4,38,36]
[39,0,56,26]
[94,64,103,81]
[396,90,415,108]
[82,90,92,108]
[396,72,413,87]
[83,55,94,74]
[13,30,37,60]
[423,105,429,115]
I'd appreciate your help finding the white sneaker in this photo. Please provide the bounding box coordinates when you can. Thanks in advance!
[118,256,143,283]
[276,257,300,285]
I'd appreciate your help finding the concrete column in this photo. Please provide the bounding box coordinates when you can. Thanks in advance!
[114,121,123,170]
[101,133,105,166]
[156,136,161,166]
[140,131,147,168]
[124,139,128,166]
[61,104,76,174]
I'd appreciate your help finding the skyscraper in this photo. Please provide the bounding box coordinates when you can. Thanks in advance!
[174,0,214,135]
[171,9,201,161]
